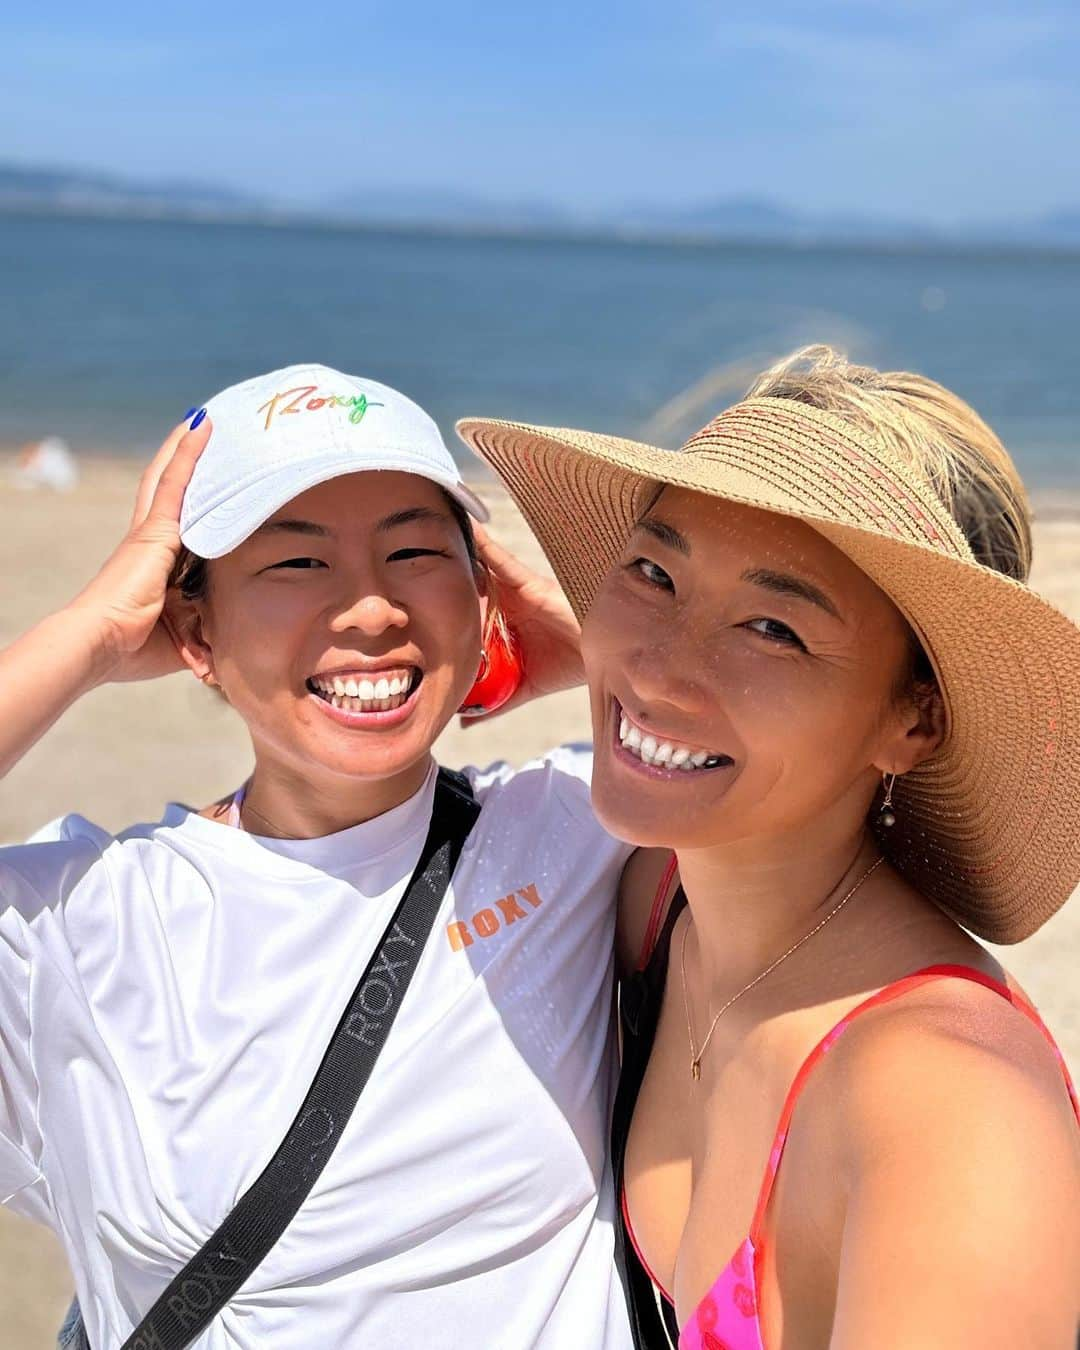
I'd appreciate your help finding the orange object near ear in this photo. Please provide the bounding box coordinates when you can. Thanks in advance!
[459,623,524,716]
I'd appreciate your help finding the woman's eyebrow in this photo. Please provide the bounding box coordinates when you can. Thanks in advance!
[636,518,840,618]
[636,517,691,555]
[252,507,449,539]
[376,506,451,532]
[254,518,332,538]
[741,567,841,619]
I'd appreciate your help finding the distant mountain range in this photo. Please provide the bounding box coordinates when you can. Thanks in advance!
[0,163,261,214]
[3,161,1079,250]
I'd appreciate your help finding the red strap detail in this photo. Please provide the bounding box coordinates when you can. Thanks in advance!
[621,1186,674,1304]
[636,852,679,971]
[747,964,1078,1245]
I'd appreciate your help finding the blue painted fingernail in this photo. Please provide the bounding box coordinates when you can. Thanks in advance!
[190,408,207,430]
[183,406,197,420]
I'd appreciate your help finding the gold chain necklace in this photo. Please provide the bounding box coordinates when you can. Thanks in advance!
[225,779,302,840]
[680,854,884,1081]
[240,796,299,839]
[207,783,299,839]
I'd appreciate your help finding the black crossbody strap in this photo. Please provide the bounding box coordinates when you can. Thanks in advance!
[122,769,480,1350]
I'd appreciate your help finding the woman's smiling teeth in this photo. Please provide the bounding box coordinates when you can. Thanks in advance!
[308,669,419,713]
[618,709,730,772]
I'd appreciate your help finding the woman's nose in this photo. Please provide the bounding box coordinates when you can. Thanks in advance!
[623,635,708,714]
[327,590,409,636]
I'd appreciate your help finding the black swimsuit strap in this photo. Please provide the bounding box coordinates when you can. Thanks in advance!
[612,887,687,1349]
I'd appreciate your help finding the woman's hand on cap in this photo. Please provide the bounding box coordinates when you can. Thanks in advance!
[65,416,211,683]
[461,525,584,725]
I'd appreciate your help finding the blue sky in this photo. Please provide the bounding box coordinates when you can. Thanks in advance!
[5,0,1077,224]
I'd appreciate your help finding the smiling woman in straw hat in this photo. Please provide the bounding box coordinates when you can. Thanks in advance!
[458,346,1080,1349]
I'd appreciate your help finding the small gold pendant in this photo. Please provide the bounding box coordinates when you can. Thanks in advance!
[691,1059,701,1081]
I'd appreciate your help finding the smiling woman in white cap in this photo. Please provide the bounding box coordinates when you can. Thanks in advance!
[457,347,1080,1349]
[0,364,634,1350]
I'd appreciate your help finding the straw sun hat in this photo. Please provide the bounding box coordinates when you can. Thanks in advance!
[457,398,1080,944]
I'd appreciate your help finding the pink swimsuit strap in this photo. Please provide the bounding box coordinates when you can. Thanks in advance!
[636,851,680,971]
[624,963,1079,1350]
[225,781,248,829]
[743,964,1078,1248]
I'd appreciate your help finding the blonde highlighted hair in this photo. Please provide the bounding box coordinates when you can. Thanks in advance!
[746,346,1033,582]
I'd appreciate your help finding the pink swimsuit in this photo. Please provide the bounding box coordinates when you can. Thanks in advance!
[621,860,1080,1350]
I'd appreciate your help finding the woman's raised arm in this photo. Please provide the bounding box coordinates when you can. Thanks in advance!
[460,524,585,724]
[0,416,210,779]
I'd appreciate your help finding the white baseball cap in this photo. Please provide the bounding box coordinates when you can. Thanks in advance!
[179,363,489,558]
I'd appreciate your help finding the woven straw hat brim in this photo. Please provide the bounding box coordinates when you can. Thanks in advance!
[457,411,1080,944]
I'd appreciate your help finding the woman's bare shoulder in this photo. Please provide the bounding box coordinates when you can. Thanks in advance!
[819,977,1079,1343]
[827,970,1075,1141]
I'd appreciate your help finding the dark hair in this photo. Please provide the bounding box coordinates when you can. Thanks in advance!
[442,488,479,564]
[171,548,209,602]
[169,484,479,602]
[893,627,937,704]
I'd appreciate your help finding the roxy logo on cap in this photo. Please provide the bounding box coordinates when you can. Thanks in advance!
[256,384,386,431]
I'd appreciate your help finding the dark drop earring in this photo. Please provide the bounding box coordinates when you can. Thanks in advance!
[877,772,898,828]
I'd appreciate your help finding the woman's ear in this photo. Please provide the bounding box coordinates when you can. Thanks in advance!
[878,681,947,777]
[161,588,218,686]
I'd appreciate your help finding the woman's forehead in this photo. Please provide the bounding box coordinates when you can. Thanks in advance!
[279,470,450,521]
[645,487,827,559]
[641,487,888,608]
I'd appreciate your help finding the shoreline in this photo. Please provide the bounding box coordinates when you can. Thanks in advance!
[6,204,1080,262]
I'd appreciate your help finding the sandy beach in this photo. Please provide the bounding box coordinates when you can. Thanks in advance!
[2,452,1078,1345]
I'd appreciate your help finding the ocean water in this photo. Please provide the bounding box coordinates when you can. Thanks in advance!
[1,214,1078,488]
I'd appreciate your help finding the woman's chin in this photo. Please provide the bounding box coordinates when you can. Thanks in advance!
[274,720,435,788]
[590,779,687,848]
[590,747,741,848]
[281,682,458,779]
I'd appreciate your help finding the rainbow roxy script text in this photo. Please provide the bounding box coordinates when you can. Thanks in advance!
[257,385,384,430]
